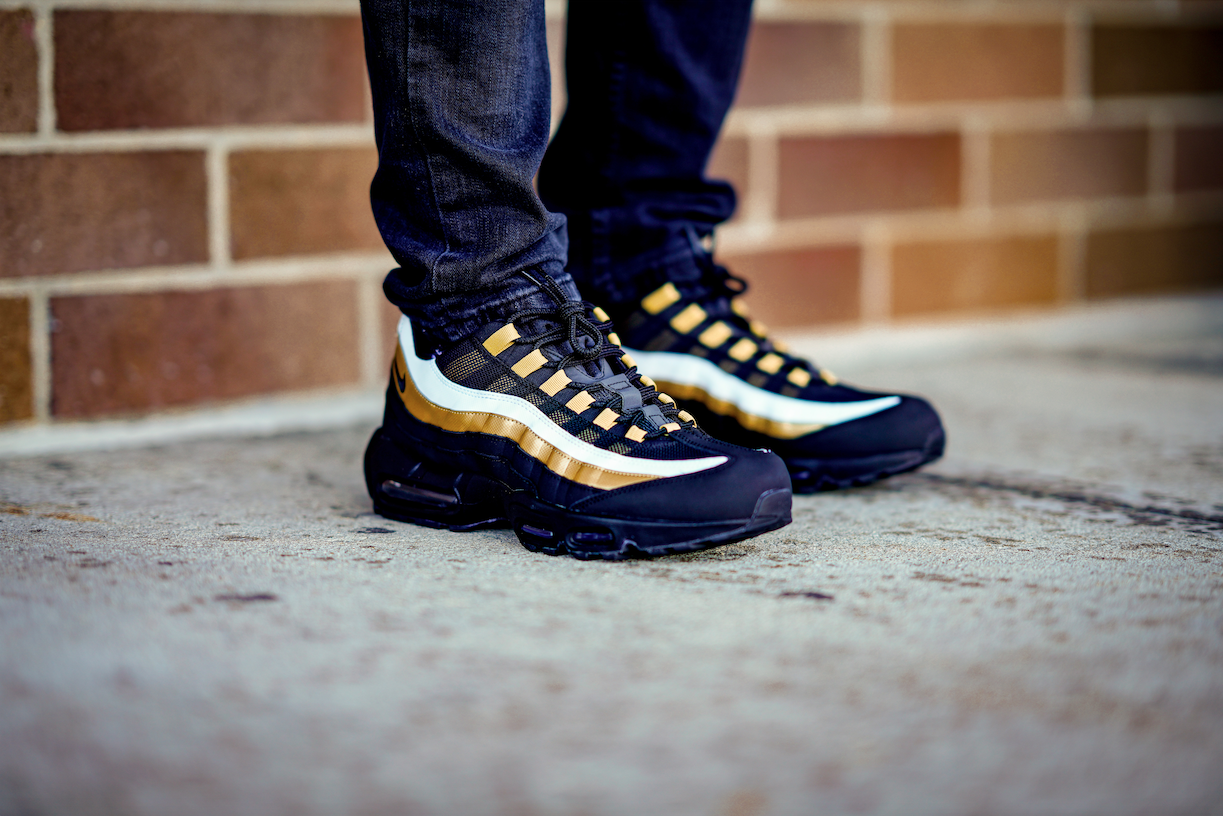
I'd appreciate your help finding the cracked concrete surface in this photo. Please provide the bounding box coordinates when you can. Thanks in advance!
[2,296,1222,816]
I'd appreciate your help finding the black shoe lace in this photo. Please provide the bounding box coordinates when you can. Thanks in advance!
[510,297,608,369]
[508,270,692,437]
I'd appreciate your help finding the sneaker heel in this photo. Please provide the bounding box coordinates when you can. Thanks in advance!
[363,429,508,530]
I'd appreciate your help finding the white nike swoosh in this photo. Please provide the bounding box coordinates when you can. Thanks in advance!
[627,347,900,428]
[399,317,728,480]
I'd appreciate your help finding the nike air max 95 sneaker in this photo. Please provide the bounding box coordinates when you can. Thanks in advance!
[363,276,792,560]
[608,258,945,493]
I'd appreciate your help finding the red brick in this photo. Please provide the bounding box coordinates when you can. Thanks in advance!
[991,128,1148,204]
[1092,24,1223,97]
[1085,221,1223,298]
[737,22,861,107]
[50,281,361,418]
[778,133,960,218]
[0,152,208,278]
[0,10,38,133]
[721,245,860,328]
[1174,125,1223,193]
[0,297,33,423]
[229,148,383,260]
[893,23,1064,103]
[54,11,366,131]
[707,136,749,221]
[891,235,1059,317]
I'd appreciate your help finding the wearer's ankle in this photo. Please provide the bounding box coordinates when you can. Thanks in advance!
[569,227,712,311]
[401,265,582,352]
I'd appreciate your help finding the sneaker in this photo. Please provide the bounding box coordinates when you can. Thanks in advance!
[606,259,945,493]
[363,274,792,560]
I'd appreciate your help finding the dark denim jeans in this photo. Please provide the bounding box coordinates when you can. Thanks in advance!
[360,0,753,342]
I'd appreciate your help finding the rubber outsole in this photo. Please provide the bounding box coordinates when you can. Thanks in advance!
[364,429,792,560]
[785,426,946,493]
[509,488,792,560]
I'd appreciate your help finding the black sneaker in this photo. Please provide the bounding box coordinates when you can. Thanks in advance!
[363,276,792,560]
[607,260,945,493]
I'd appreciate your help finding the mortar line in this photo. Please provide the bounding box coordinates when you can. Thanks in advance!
[206,141,231,271]
[358,271,387,389]
[0,255,395,298]
[962,114,992,213]
[861,5,891,109]
[0,0,1193,20]
[859,222,891,324]
[1056,206,1088,304]
[759,1,1074,24]
[10,0,362,15]
[0,123,374,153]
[716,192,1223,252]
[4,0,574,19]
[742,118,778,227]
[1147,107,1176,217]
[1063,6,1091,112]
[34,4,55,137]
[751,0,873,24]
[720,95,1223,140]
[28,287,52,422]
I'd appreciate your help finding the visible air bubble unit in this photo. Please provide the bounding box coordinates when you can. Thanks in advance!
[516,522,563,556]
[570,529,614,544]
[568,528,619,554]
[364,430,508,530]
[380,479,458,508]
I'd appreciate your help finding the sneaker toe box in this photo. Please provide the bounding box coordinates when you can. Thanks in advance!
[795,394,944,459]
[571,435,791,524]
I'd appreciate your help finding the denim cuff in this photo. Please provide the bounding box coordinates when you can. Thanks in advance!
[583,225,710,307]
[391,262,581,346]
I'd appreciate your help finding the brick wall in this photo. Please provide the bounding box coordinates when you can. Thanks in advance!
[714,1,1223,329]
[1,0,1221,430]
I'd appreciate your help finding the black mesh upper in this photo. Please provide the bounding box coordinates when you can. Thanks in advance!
[429,322,713,461]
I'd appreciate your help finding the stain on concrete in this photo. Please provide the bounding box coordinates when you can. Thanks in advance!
[214,593,278,603]
[1,502,100,522]
[780,590,834,601]
[912,473,1223,534]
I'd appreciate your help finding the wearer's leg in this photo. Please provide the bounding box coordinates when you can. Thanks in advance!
[360,0,576,344]
[538,0,753,306]
[358,0,792,556]
[541,1,945,492]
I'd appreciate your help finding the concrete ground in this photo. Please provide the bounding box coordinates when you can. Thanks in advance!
[2,294,1222,816]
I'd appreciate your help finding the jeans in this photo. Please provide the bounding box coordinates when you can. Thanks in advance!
[360,0,754,342]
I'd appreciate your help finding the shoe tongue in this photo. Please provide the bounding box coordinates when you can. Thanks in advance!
[699,290,735,319]
[604,377,670,429]
[658,249,738,318]
[562,366,670,431]
[600,372,642,411]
